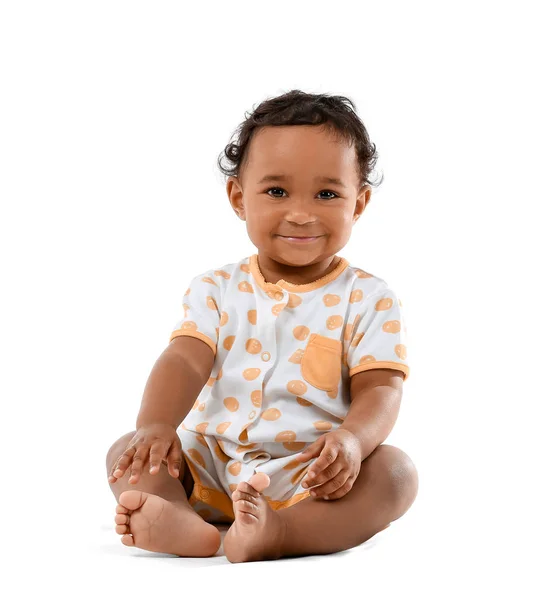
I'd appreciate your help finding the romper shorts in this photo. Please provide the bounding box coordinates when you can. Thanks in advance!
[175,426,313,523]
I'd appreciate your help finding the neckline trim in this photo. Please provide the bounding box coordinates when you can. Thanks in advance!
[249,254,349,293]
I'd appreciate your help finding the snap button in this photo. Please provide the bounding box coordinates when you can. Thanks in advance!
[261,351,271,362]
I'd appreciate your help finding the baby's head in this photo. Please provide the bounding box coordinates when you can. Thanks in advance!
[217,90,382,268]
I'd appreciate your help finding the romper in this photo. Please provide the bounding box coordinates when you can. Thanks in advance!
[169,253,410,523]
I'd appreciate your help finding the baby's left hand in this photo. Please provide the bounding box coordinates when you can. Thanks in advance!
[298,428,362,500]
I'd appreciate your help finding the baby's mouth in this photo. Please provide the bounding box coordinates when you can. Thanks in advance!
[277,235,323,243]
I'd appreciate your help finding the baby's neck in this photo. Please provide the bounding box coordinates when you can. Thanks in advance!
[256,254,340,286]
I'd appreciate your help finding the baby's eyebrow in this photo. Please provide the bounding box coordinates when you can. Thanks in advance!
[258,174,347,188]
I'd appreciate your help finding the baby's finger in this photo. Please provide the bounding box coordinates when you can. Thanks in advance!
[323,475,356,500]
[110,446,137,480]
[302,460,341,490]
[148,440,168,475]
[304,443,338,482]
[309,470,349,499]
[302,469,329,490]
[128,446,150,484]
[298,437,325,462]
[166,440,183,478]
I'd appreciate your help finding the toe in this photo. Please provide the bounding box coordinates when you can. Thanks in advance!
[236,508,258,524]
[121,534,134,546]
[232,489,258,507]
[116,504,129,514]
[235,472,270,497]
[232,489,261,522]
[236,481,260,497]
[115,514,128,525]
[119,490,146,511]
[116,524,128,534]
[236,497,259,513]
[248,472,271,492]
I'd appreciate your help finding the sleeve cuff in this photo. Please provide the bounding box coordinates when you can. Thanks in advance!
[169,330,217,356]
[349,361,409,381]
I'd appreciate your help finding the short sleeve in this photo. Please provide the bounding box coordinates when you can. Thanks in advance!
[347,287,410,381]
[169,273,221,356]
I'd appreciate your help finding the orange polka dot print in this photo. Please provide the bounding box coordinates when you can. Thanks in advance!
[170,256,410,503]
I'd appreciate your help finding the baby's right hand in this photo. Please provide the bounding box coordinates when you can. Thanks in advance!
[107,424,183,485]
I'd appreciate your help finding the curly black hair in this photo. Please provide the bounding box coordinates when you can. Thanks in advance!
[217,89,383,191]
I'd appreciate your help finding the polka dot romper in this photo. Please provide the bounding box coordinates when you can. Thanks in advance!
[169,253,410,522]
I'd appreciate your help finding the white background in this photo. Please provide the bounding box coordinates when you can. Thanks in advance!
[1,1,539,598]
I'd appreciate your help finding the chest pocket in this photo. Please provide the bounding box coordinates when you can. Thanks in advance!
[301,334,343,392]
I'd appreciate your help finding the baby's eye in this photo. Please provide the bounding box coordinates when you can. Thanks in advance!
[266,187,286,198]
[265,188,338,200]
[318,190,338,200]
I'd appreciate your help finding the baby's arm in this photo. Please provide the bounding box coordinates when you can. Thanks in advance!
[136,336,214,429]
[108,336,215,484]
[340,368,404,460]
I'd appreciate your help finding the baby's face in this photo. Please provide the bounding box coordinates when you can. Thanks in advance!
[227,124,371,267]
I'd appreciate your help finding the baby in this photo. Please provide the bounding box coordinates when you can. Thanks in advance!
[105,89,419,563]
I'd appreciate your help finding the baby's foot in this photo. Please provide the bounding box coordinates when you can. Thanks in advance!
[223,472,287,563]
[115,490,221,557]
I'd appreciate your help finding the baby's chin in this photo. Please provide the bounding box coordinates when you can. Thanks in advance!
[261,244,334,265]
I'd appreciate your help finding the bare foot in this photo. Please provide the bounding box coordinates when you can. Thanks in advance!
[223,472,287,563]
[115,490,221,557]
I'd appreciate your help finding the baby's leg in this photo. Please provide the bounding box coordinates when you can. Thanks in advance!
[105,431,221,557]
[106,430,194,504]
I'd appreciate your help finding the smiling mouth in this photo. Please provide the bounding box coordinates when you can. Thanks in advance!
[277,235,323,239]
[276,235,323,243]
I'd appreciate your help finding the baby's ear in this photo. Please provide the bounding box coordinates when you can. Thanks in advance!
[226,177,246,220]
[231,196,246,220]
